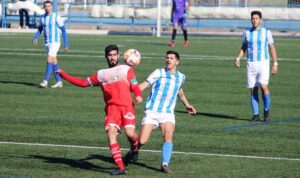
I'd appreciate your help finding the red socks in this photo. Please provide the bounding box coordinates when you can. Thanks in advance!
[110,143,124,170]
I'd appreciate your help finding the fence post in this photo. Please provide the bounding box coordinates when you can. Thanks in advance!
[156,0,161,37]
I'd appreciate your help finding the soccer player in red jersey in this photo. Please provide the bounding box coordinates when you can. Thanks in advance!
[56,45,143,176]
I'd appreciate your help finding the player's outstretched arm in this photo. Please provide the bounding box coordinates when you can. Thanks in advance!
[139,81,150,91]
[56,69,90,87]
[178,88,197,115]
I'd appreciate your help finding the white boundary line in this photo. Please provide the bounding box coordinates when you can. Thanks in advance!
[0,51,299,61]
[1,141,299,162]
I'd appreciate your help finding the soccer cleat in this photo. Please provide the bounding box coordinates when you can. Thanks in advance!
[168,41,175,47]
[250,114,260,122]
[263,110,270,122]
[39,80,48,88]
[161,164,172,173]
[123,150,138,166]
[111,168,127,176]
[51,81,63,88]
[183,41,189,47]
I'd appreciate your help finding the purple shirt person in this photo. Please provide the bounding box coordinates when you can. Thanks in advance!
[169,0,189,47]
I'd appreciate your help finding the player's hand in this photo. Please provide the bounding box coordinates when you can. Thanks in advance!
[185,104,196,115]
[32,39,38,46]
[272,64,278,75]
[135,96,143,104]
[235,58,241,68]
[182,12,188,18]
[55,69,63,75]
[64,48,68,52]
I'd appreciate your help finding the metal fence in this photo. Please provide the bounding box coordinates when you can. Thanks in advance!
[1,0,300,31]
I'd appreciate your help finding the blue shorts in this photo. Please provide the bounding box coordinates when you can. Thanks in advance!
[172,14,187,28]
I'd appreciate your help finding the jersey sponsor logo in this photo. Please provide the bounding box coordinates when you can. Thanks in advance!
[102,76,120,85]
[124,112,135,120]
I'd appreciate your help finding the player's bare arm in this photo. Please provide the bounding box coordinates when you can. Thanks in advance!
[178,88,196,115]
[235,44,247,68]
[139,81,150,91]
[269,44,278,74]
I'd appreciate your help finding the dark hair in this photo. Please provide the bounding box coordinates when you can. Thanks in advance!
[166,50,180,60]
[251,11,262,19]
[44,0,53,6]
[105,45,119,58]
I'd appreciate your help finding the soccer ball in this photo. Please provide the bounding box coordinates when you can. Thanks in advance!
[123,49,141,67]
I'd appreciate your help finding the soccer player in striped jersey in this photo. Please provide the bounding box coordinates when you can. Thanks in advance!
[134,50,196,173]
[168,0,189,47]
[235,11,278,122]
[33,0,69,88]
[57,45,143,176]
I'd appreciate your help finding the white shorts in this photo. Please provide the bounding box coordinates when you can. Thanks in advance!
[141,110,175,129]
[45,43,61,57]
[247,60,270,88]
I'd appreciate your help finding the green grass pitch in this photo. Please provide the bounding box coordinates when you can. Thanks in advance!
[0,33,300,178]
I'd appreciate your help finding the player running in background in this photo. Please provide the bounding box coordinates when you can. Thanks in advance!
[33,0,69,88]
[132,50,196,173]
[57,45,142,176]
[168,0,189,47]
[235,11,278,122]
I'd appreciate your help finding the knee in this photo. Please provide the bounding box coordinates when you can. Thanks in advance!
[139,137,148,145]
[163,132,173,142]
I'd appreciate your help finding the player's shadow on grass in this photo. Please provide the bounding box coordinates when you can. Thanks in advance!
[29,154,113,174]
[88,154,161,173]
[0,80,39,88]
[175,110,248,121]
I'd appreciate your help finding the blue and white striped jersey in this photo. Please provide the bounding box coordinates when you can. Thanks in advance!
[38,12,65,44]
[145,68,186,114]
[242,27,274,62]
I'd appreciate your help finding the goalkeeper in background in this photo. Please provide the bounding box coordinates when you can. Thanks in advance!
[168,0,189,47]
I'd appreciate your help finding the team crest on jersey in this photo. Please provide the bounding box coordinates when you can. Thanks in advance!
[124,112,135,120]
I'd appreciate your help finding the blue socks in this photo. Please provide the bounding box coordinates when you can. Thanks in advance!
[52,63,61,81]
[262,93,271,111]
[44,62,53,81]
[162,142,173,165]
[250,93,259,115]
[251,92,271,115]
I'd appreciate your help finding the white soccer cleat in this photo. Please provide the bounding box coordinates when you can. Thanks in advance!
[51,81,63,88]
[39,80,48,88]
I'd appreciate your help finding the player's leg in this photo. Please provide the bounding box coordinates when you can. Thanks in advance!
[259,60,271,122]
[247,61,260,121]
[250,87,260,122]
[107,126,126,175]
[139,124,155,146]
[260,84,270,122]
[105,105,126,175]
[169,16,179,47]
[181,18,189,46]
[123,127,139,164]
[40,51,53,88]
[139,112,159,146]
[122,106,139,164]
[49,43,63,88]
[160,122,175,173]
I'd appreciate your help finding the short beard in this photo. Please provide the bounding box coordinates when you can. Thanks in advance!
[108,60,118,68]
